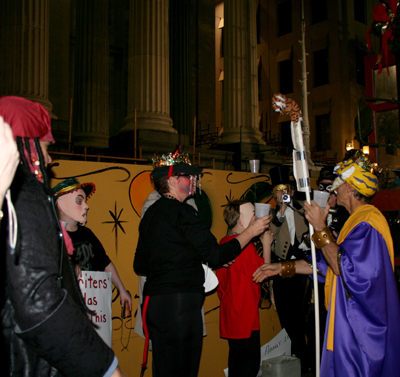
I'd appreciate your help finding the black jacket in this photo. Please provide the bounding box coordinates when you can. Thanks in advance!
[1,164,114,377]
[134,196,241,297]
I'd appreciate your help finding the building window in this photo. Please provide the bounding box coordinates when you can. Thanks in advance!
[355,49,366,85]
[354,0,366,24]
[277,0,292,37]
[315,114,331,151]
[311,0,327,25]
[279,58,293,94]
[314,48,329,87]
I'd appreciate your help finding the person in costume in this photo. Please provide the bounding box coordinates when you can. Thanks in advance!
[0,96,126,377]
[316,166,349,236]
[52,177,132,312]
[134,191,208,343]
[254,152,400,377]
[306,166,351,373]
[0,116,19,212]
[133,148,271,377]
[268,165,311,372]
[217,199,274,377]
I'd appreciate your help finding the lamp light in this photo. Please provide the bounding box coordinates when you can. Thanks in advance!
[362,145,370,155]
[345,140,354,151]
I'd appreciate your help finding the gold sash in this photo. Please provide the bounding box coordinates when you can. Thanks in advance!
[324,205,394,351]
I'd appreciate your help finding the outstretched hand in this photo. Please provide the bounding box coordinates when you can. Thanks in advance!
[253,263,281,283]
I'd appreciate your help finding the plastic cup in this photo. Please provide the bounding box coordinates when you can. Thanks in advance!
[255,203,271,218]
[313,190,330,208]
[249,159,260,174]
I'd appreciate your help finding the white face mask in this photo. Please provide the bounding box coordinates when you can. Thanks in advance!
[57,189,89,225]
[239,203,255,229]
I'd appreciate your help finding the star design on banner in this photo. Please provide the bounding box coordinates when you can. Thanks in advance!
[102,201,127,255]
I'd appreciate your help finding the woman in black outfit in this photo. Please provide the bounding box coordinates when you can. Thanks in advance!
[134,150,270,377]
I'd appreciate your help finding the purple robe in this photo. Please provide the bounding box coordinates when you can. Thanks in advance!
[315,222,400,376]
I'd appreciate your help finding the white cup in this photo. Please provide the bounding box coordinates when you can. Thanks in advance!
[249,159,260,174]
[255,203,271,218]
[313,190,330,208]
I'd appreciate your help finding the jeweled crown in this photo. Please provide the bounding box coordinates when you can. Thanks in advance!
[152,148,192,168]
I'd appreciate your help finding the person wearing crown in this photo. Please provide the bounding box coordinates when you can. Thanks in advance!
[52,177,132,312]
[254,152,400,377]
[134,148,271,377]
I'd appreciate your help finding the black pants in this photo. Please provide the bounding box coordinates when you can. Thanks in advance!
[145,292,204,377]
[227,330,261,377]
[273,274,311,371]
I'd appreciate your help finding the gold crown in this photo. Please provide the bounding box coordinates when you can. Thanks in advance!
[346,150,383,176]
[153,150,192,168]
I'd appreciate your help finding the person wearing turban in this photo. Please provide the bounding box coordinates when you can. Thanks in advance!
[254,152,400,377]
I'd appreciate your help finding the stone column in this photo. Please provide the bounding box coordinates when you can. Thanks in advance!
[0,0,53,113]
[72,0,109,149]
[122,0,176,134]
[220,0,263,144]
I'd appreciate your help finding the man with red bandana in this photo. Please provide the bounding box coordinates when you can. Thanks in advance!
[0,96,126,377]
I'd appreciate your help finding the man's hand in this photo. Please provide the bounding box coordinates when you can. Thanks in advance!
[247,214,271,237]
[303,200,329,231]
[253,263,282,283]
[275,191,288,213]
[75,265,82,278]
[120,288,132,311]
[223,259,235,268]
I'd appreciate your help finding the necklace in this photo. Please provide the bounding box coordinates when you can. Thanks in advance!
[163,194,178,201]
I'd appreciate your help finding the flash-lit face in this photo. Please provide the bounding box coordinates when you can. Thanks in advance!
[57,189,89,224]
[239,202,255,229]
[176,174,197,197]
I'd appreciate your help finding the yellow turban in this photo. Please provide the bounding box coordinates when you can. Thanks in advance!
[330,158,379,197]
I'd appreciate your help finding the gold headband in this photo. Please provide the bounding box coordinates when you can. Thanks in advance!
[55,183,80,195]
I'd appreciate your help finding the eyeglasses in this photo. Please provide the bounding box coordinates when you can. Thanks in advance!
[319,182,333,193]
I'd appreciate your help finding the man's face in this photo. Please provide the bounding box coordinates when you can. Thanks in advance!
[57,188,89,224]
[239,202,255,229]
[335,182,347,207]
[273,184,289,203]
[319,179,337,208]
[176,174,198,197]
[39,140,52,167]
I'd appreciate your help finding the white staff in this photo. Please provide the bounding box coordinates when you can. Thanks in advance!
[272,93,320,377]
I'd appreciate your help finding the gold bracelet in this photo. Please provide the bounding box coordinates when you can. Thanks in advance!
[312,226,335,249]
[280,261,296,278]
